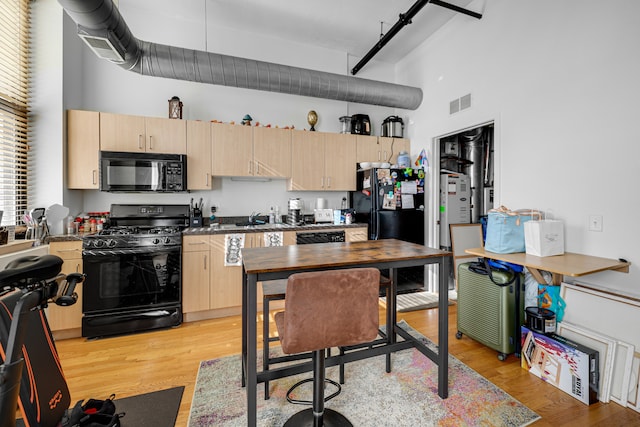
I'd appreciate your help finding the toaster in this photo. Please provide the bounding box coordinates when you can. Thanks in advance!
[314,208,334,223]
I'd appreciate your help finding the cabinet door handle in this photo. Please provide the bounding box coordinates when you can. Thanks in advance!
[205,173,210,186]
[248,160,252,175]
[327,176,331,188]
[187,241,206,247]
[149,135,154,150]
[138,134,144,150]
[92,170,97,185]
[56,248,80,253]
[320,176,324,188]
[378,151,382,161]
[203,254,207,270]
[255,161,260,175]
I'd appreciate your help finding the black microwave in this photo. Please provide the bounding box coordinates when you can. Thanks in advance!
[100,151,187,192]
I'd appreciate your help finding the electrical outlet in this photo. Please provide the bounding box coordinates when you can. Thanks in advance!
[588,215,603,232]
[211,205,217,213]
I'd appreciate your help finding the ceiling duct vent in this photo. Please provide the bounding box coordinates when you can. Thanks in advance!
[58,0,423,110]
[77,25,125,63]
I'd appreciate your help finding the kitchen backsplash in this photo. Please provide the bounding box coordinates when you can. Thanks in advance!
[81,178,349,219]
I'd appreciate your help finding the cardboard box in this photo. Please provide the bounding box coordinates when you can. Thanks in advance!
[521,326,599,405]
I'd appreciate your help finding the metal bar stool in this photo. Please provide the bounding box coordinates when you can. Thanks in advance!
[264,275,392,396]
[262,279,294,399]
[263,280,333,399]
[274,268,380,426]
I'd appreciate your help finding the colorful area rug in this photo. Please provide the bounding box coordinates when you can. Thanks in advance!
[188,322,540,426]
[380,291,454,312]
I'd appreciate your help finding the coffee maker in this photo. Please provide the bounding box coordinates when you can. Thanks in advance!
[287,198,304,226]
[350,114,371,135]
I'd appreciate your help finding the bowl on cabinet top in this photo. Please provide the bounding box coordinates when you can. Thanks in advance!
[380,162,391,168]
[371,162,382,167]
[359,162,372,169]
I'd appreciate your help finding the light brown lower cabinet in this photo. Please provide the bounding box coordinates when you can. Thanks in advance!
[182,229,363,319]
[47,241,83,333]
[346,227,368,242]
[182,235,212,313]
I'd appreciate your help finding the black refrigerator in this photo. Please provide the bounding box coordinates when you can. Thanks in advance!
[350,167,426,292]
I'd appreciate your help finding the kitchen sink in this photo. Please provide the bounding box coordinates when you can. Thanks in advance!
[216,223,294,231]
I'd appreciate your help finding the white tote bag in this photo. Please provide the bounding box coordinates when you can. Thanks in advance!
[524,218,564,257]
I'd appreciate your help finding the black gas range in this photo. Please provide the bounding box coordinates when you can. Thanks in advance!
[81,204,190,339]
[83,226,183,251]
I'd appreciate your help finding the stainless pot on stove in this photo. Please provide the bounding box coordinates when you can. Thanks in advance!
[381,115,404,138]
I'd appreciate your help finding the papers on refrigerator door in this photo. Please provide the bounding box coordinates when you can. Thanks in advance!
[401,195,415,209]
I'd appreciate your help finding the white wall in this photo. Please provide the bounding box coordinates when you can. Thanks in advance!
[396,0,640,295]
[30,1,64,209]
[33,0,398,219]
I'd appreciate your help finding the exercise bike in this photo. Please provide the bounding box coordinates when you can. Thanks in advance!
[0,254,84,427]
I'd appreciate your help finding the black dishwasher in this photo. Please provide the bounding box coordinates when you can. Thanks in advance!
[296,230,345,245]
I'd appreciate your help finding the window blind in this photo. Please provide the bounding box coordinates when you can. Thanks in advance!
[0,0,30,226]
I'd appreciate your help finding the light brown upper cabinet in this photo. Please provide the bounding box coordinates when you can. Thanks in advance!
[186,120,212,190]
[356,135,410,165]
[67,110,100,189]
[211,123,253,176]
[289,131,356,191]
[252,126,292,177]
[211,123,291,178]
[379,136,410,165]
[100,112,186,154]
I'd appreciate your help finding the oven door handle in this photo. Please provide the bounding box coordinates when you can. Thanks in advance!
[83,247,180,257]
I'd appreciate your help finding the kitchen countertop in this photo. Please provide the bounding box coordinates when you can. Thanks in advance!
[45,235,84,243]
[44,223,367,240]
[183,222,367,235]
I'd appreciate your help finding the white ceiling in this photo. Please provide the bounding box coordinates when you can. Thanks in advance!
[206,0,479,69]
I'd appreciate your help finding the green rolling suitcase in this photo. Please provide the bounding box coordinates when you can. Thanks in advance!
[456,261,524,361]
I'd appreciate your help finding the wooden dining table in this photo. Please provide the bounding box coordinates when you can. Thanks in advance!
[241,238,452,426]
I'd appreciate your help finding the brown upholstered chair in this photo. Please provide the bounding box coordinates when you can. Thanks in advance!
[274,268,380,426]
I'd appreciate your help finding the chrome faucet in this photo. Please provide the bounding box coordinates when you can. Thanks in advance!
[249,212,261,225]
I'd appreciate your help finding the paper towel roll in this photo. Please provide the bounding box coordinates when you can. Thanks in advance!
[315,198,328,209]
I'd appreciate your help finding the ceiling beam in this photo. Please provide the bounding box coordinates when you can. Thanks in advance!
[351,0,482,76]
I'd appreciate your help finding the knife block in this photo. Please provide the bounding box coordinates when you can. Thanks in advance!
[190,209,203,227]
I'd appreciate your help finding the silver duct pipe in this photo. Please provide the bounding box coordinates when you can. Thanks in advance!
[58,0,423,110]
[462,128,485,224]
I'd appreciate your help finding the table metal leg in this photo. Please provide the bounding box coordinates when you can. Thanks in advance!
[241,269,247,387]
[514,273,522,357]
[386,268,398,373]
[246,273,258,427]
[438,258,449,399]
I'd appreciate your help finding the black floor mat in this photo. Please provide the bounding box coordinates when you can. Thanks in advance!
[15,386,184,427]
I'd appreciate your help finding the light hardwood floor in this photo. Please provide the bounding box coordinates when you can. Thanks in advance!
[51,305,640,426]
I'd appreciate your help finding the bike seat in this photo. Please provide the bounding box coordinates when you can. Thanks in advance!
[0,255,63,287]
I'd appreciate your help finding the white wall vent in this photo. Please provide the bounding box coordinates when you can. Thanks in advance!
[450,99,460,114]
[460,93,472,110]
[450,93,472,115]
